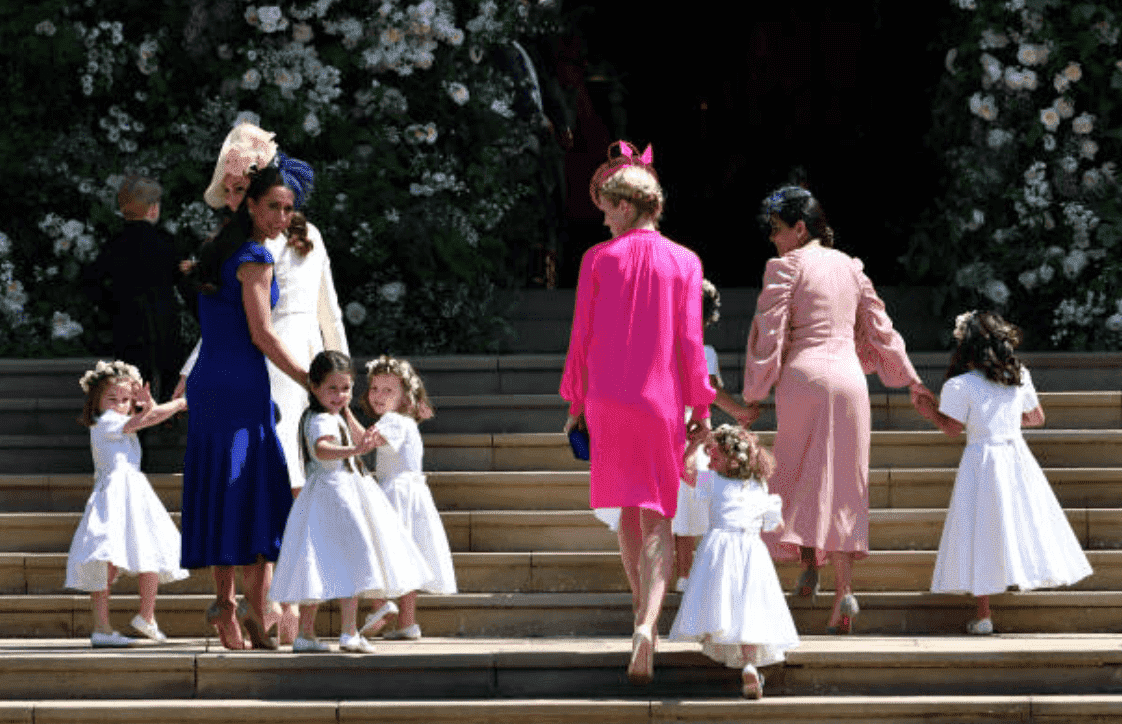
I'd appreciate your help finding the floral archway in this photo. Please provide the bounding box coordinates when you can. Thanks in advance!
[902,0,1122,349]
[0,1,561,356]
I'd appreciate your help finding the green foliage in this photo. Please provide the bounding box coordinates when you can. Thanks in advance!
[903,0,1122,349]
[0,0,561,356]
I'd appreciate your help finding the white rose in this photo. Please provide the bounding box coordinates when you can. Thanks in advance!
[380,281,406,303]
[983,279,1010,305]
[1106,313,1122,333]
[344,301,367,326]
[1018,270,1038,290]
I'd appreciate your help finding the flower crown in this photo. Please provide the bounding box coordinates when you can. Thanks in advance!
[79,360,142,394]
[365,355,423,404]
[953,310,978,342]
[711,424,760,482]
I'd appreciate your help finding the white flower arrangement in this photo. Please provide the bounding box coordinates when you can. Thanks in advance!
[1072,113,1094,134]
[50,312,83,341]
[78,360,141,394]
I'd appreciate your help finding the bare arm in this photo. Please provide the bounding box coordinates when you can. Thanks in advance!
[1022,405,1046,428]
[313,431,379,462]
[238,261,308,387]
[913,392,965,438]
[122,383,188,434]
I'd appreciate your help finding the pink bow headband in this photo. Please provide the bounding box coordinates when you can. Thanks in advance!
[589,140,658,204]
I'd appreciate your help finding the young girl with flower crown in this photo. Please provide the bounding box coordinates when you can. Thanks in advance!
[915,310,1093,634]
[67,360,190,647]
[669,424,799,699]
[358,355,456,641]
[268,351,433,653]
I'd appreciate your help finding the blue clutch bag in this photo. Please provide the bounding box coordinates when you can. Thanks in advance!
[568,429,591,461]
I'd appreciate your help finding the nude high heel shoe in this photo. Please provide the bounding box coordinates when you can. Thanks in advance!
[626,624,654,685]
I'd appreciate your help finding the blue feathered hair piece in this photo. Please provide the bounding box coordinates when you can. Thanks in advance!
[275,151,315,209]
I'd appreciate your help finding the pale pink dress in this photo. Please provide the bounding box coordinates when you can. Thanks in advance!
[743,244,920,565]
[560,228,716,518]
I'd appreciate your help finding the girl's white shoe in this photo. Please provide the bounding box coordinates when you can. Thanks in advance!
[741,664,764,699]
[383,623,422,640]
[360,601,399,635]
[292,636,331,653]
[966,618,994,635]
[130,614,167,642]
[338,632,376,653]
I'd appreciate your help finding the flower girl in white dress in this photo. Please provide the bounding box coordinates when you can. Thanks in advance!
[359,355,457,641]
[669,424,800,699]
[67,361,189,647]
[915,311,1092,634]
[268,351,434,653]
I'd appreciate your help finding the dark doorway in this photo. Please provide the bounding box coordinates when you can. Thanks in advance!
[556,1,950,288]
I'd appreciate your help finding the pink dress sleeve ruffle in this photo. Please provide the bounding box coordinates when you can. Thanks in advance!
[852,258,921,388]
[559,245,598,417]
[742,254,798,403]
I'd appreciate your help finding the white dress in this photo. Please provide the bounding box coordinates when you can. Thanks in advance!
[269,412,435,604]
[668,471,800,668]
[374,412,458,595]
[930,368,1093,596]
[593,345,720,534]
[180,223,348,489]
[65,411,189,591]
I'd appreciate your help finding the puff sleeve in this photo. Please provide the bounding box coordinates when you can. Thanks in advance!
[853,259,921,388]
[310,223,349,356]
[374,412,409,453]
[1020,367,1040,413]
[742,254,798,403]
[761,491,784,533]
[938,375,970,425]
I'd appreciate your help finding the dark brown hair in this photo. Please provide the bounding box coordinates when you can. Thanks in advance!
[287,211,313,256]
[760,186,836,248]
[78,376,124,428]
[946,310,1024,386]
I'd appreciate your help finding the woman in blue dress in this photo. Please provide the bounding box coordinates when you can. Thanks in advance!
[183,158,313,649]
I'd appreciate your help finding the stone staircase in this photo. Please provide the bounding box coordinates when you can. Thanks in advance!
[0,353,1120,722]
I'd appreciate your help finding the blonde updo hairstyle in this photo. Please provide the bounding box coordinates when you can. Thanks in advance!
[711,424,776,485]
[363,355,434,422]
[590,141,665,228]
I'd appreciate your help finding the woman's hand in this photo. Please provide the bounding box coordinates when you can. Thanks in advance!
[563,413,585,434]
[735,401,761,428]
[909,382,938,420]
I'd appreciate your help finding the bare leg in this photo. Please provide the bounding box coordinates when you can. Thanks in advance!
[674,535,696,582]
[91,589,112,634]
[340,597,359,636]
[617,507,642,615]
[211,565,246,649]
[137,572,158,623]
[635,507,674,633]
[398,592,418,628]
[241,558,272,628]
[976,595,991,620]
[298,603,319,639]
[827,551,854,627]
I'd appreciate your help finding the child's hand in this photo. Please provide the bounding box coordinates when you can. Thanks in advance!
[133,382,154,414]
[354,428,380,456]
[734,402,761,429]
[682,453,698,487]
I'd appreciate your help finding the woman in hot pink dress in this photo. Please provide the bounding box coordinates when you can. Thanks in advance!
[561,142,715,684]
[742,186,935,634]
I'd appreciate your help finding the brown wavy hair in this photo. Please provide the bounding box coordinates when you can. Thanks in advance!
[945,310,1024,386]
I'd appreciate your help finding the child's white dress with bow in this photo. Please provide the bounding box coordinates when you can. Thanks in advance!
[931,368,1092,596]
[374,411,457,595]
[65,410,189,591]
[669,471,800,668]
[269,412,434,603]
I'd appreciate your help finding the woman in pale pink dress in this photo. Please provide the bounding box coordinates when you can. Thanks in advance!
[561,142,715,684]
[742,186,935,634]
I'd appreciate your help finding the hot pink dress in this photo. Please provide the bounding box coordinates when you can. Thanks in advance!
[561,228,716,518]
[743,244,920,565]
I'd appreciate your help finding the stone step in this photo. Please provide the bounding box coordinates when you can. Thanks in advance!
[3,695,1122,724]
[4,591,1122,639]
[7,352,1122,399]
[4,507,1120,555]
[4,467,1122,514]
[6,390,1118,435]
[0,636,1118,701]
[7,429,1122,475]
[5,549,1122,598]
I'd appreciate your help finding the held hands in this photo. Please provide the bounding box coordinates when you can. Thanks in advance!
[735,401,761,429]
[353,427,381,457]
[909,382,939,423]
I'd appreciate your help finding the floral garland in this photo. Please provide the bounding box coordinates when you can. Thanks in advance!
[78,359,141,394]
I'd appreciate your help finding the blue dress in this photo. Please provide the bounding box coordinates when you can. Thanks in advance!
[181,241,293,568]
